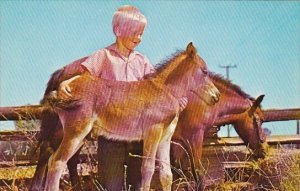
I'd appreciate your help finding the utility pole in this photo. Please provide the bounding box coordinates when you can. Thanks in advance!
[219,64,237,81]
[297,120,299,149]
[219,64,237,137]
[297,120,299,135]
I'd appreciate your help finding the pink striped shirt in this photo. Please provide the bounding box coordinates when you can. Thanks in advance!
[81,43,154,81]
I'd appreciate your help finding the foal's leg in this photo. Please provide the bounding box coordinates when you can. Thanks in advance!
[30,140,54,191]
[156,115,178,191]
[141,125,163,191]
[189,128,205,191]
[156,140,173,191]
[30,113,62,191]
[45,117,94,191]
[67,149,83,191]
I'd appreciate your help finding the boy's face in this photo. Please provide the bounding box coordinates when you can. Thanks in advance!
[118,25,145,51]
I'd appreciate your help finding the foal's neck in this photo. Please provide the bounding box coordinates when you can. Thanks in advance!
[218,84,252,115]
[153,54,191,98]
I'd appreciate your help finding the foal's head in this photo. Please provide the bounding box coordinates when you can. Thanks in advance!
[163,42,220,106]
[233,95,268,159]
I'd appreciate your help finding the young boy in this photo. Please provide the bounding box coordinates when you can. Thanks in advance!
[56,5,187,190]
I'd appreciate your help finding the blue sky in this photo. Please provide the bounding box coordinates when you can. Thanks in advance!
[1,1,299,136]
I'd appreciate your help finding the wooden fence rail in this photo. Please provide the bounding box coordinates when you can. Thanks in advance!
[1,105,300,121]
[0,105,45,121]
[1,105,300,145]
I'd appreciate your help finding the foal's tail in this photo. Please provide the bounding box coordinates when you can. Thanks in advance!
[39,67,65,143]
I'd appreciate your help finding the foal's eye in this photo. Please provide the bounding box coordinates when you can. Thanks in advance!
[203,69,208,75]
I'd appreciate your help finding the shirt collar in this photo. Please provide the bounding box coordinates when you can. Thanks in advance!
[106,43,137,61]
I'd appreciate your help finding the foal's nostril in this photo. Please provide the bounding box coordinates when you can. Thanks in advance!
[211,95,219,104]
[213,92,220,103]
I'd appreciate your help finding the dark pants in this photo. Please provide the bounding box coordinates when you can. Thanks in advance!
[98,136,143,191]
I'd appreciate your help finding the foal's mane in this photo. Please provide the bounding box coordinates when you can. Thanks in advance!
[146,51,253,101]
[144,50,184,79]
[208,72,254,100]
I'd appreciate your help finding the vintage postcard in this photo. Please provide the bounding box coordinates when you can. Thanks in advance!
[0,1,299,190]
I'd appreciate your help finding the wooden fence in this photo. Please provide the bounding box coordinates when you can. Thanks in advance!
[1,104,300,144]
[0,106,300,170]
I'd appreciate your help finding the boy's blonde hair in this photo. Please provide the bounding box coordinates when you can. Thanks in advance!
[112,5,147,36]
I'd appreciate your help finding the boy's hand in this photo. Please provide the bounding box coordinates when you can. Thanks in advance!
[57,75,81,99]
[58,80,72,99]
[179,97,188,112]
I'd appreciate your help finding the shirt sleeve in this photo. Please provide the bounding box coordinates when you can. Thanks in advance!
[81,49,106,77]
[143,56,155,76]
[62,57,88,77]
[43,57,88,96]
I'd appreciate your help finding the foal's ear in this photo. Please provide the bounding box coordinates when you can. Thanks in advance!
[186,42,197,57]
[249,94,265,116]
